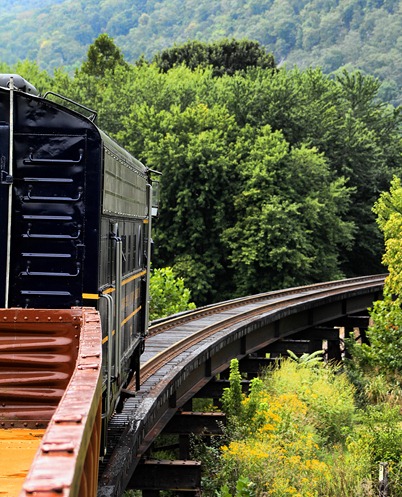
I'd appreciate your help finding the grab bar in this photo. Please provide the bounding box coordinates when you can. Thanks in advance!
[25,186,83,202]
[23,149,83,165]
[20,262,81,277]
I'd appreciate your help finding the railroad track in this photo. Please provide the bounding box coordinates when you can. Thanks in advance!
[142,274,385,380]
[98,275,385,497]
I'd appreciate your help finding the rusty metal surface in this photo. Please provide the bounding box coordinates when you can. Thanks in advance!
[0,307,102,497]
[0,428,46,496]
[0,308,82,427]
[19,307,102,497]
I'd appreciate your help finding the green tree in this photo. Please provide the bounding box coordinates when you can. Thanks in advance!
[80,33,128,78]
[331,70,402,274]
[213,67,400,276]
[356,177,402,372]
[153,39,276,76]
[17,42,399,307]
[51,36,132,130]
[121,100,241,304]
[222,125,354,295]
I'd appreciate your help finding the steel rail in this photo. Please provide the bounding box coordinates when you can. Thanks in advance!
[148,274,386,336]
[143,275,386,382]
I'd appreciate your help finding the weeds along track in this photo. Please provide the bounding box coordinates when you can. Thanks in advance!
[98,275,385,497]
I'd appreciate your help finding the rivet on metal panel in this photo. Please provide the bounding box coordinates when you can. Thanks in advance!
[80,352,100,358]
[54,414,83,424]
[77,363,99,370]
[42,441,75,453]
[23,479,64,494]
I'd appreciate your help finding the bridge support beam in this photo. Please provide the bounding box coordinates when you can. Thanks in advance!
[127,460,201,493]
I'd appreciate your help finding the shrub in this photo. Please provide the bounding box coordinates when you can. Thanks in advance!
[149,266,196,320]
[265,357,356,445]
[212,358,373,496]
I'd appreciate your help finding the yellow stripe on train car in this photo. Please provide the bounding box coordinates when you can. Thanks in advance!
[83,270,147,300]
[101,306,142,344]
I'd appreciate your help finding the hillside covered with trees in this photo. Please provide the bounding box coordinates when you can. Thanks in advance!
[1,0,402,104]
[5,35,400,306]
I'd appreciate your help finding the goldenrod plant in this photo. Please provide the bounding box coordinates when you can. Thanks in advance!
[196,357,402,497]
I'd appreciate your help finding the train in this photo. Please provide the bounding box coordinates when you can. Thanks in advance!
[0,74,158,496]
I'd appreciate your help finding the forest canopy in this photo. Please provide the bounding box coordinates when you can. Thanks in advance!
[1,0,402,104]
[5,36,402,305]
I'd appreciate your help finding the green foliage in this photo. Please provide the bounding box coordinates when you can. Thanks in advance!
[222,125,355,294]
[127,99,240,304]
[221,359,244,421]
[3,0,402,105]
[5,40,401,307]
[10,60,53,94]
[217,476,255,497]
[190,433,227,496]
[80,33,128,78]
[348,177,402,374]
[267,358,356,445]
[373,177,402,298]
[208,358,402,496]
[149,267,196,321]
[352,404,402,467]
[153,38,276,76]
[287,349,324,366]
[213,358,375,497]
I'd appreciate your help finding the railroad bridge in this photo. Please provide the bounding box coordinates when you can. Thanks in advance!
[97,275,384,497]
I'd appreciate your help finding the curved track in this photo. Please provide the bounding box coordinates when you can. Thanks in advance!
[98,275,385,497]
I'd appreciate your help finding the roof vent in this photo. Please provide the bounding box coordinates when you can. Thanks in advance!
[0,74,39,95]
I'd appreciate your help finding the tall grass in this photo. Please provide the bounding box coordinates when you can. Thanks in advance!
[194,356,402,497]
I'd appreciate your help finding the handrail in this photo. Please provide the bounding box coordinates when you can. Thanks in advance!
[43,91,97,122]
[5,76,14,308]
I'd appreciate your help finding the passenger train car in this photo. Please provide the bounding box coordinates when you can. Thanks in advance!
[0,75,156,495]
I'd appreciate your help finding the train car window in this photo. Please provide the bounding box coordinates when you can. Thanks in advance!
[127,233,132,272]
[132,234,137,271]
[137,225,143,269]
[109,221,117,283]
[152,180,160,217]
[100,220,111,287]
[121,234,127,275]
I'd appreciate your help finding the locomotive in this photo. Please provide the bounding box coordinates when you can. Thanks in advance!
[0,74,157,436]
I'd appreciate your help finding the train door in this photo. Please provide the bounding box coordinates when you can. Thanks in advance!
[7,131,87,309]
